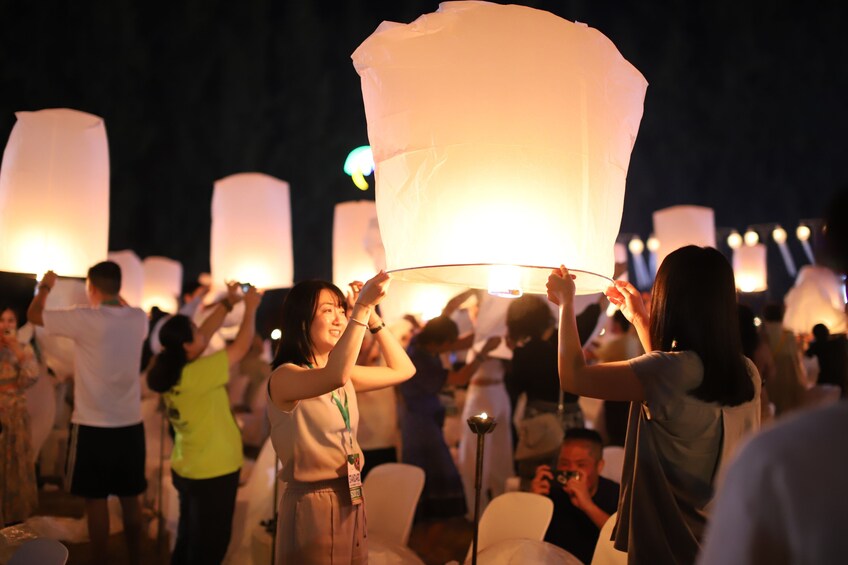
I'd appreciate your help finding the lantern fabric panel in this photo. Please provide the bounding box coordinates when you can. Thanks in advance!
[353,2,647,295]
[733,244,767,293]
[211,173,294,290]
[108,250,144,308]
[34,279,88,379]
[142,256,183,314]
[333,201,381,291]
[0,108,109,277]
[652,206,716,269]
[783,265,847,335]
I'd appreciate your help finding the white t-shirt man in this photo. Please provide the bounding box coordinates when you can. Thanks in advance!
[43,305,148,427]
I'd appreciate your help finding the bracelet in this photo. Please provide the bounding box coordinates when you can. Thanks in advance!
[476,352,489,363]
[349,317,368,328]
[222,299,234,312]
[369,321,386,334]
[38,284,51,293]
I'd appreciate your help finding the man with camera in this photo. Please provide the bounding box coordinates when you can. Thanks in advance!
[530,428,619,564]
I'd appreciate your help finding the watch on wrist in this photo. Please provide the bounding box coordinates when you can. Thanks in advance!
[369,320,386,334]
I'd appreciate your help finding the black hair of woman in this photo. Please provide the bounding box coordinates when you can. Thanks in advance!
[272,280,347,369]
[147,314,193,393]
[650,246,754,406]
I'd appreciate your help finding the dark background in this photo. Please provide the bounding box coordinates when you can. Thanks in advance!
[1,0,846,306]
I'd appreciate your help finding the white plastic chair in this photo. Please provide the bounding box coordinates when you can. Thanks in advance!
[361,463,425,546]
[9,538,69,565]
[464,491,554,562]
[590,512,627,565]
[600,446,625,484]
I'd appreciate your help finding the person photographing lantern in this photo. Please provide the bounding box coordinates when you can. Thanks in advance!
[27,262,148,565]
[267,270,416,564]
[147,281,262,565]
[546,246,761,564]
[529,428,619,565]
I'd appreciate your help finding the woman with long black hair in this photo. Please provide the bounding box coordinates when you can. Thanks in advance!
[267,271,415,564]
[547,246,760,564]
[147,282,262,565]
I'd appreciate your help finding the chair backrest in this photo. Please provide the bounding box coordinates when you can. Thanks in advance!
[9,538,69,565]
[591,512,627,565]
[465,491,554,562]
[362,463,425,546]
[600,446,625,484]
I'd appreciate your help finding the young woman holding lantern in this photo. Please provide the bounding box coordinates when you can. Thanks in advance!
[546,245,760,564]
[267,271,416,564]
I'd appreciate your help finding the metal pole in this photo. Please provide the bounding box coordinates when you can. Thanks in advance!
[471,431,486,565]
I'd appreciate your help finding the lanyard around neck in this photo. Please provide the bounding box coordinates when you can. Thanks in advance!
[306,362,352,436]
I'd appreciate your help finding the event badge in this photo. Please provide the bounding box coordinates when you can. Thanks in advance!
[347,453,363,506]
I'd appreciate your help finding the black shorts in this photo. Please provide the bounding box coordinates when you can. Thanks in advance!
[65,422,147,498]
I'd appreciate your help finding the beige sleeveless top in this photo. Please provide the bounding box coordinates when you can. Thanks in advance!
[268,375,364,483]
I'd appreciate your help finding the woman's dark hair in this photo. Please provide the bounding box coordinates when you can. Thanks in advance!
[272,280,347,369]
[0,305,20,326]
[506,295,554,342]
[416,315,459,347]
[737,304,759,359]
[650,246,754,406]
[147,315,193,393]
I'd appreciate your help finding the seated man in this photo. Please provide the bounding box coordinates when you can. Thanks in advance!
[530,428,619,564]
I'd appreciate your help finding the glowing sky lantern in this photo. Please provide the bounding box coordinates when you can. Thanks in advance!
[733,243,767,293]
[352,2,647,296]
[343,146,375,190]
[333,201,381,290]
[0,108,109,277]
[211,173,294,290]
[107,250,144,307]
[34,279,88,379]
[142,256,182,314]
[652,206,716,268]
[783,265,847,334]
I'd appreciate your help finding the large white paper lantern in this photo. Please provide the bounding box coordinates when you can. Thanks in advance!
[0,108,109,277]
[333,201,381,291]
[783,265,847,334]
[652,205,716,268]
[34,279,88,380]
[211,173,293,290]
[352,2,647,296]
[733,243,767,293]
[108,250,144,307]
[142,256,182,314]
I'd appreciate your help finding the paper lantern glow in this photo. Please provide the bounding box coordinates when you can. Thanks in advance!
[211,173,294,290]
[652,206,716,268]
[783,265,847,334]
[333,201,382,291]
[0,108,109,277]
[142,256,182,314]
[108,250,144,308]
[733,243,767,293]
[352,2,647,296]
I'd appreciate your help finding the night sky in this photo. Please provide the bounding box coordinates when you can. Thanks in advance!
[1,0,847,303]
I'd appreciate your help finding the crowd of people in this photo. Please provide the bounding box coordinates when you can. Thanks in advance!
[0,189,846,564]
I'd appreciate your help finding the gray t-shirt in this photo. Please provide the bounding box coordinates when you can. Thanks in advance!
[613,350,760,564]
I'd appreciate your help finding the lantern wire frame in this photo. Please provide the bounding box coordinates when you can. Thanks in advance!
[387,263,613,297]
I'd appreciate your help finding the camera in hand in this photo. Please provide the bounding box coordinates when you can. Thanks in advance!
[554,470,581,485]
[239,283,251,293]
